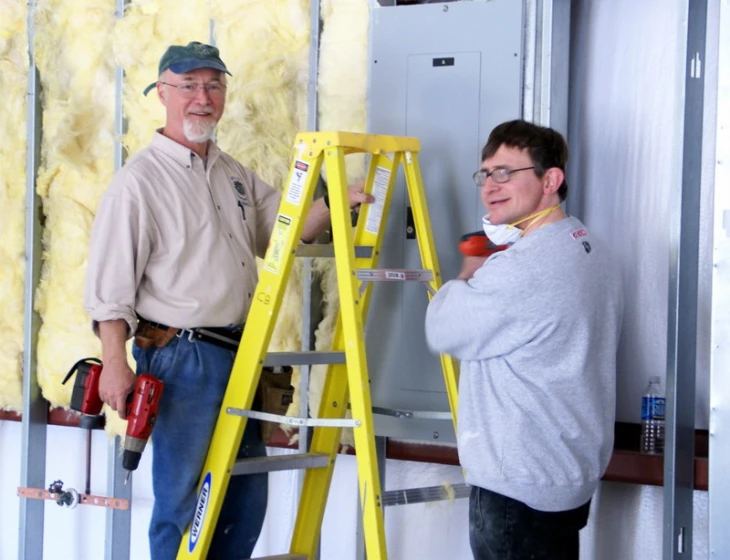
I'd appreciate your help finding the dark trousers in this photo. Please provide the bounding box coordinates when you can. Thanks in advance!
[469,486,591,560]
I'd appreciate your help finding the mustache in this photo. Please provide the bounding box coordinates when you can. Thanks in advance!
[187,107,214,115]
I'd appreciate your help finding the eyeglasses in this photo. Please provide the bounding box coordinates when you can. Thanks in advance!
[472,166,535,187]
[159,81,227,98]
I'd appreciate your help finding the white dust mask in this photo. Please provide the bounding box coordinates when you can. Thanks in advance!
[481,204,562,247]
[482,217,522,246]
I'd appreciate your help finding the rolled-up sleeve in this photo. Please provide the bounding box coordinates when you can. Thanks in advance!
[84,173,151,338]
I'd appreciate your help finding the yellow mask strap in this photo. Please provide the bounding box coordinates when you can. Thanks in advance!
[509,204,562,232]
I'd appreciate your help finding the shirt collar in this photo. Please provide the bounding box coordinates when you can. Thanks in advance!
[151,129,221,169]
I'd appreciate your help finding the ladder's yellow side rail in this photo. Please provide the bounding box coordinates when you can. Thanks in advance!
[177,154,323,559]
[402,151,460,433]
[290,150,401,559]
[326,147,387,560]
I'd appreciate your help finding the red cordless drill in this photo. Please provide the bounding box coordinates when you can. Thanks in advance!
[64,359,164,477]
[458,231,509,258]
[122,373,164,476]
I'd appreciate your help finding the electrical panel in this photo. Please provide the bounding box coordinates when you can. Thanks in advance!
[366,0,567,441]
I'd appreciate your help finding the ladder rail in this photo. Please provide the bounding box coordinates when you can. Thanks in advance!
[327,147,387,559]
[402,151,460,434]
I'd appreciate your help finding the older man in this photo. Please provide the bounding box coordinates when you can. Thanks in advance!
[85,41,371,559]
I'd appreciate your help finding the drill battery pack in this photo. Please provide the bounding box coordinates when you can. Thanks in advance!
[62,357,105,429]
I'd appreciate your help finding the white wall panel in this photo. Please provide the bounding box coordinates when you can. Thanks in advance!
[568,0,690,424]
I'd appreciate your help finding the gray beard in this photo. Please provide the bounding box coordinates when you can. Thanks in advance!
[183,118,216,143]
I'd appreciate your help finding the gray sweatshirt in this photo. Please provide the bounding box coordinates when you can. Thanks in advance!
[425,216,623,512]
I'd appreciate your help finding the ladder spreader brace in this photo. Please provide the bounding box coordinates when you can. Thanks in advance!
[176,131,460,560]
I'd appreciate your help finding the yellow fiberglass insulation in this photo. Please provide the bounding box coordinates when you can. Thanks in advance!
[0,0,28,411]
[33,0,117,410]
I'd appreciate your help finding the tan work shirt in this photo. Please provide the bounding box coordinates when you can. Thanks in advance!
[84,131,281,335]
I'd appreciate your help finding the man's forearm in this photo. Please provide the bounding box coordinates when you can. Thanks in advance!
[301,197,330,242]
[98,319,130,364]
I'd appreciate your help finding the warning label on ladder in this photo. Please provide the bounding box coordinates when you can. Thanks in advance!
[263,214,292,274]
[365,166,391,234]
[285,160,310,206]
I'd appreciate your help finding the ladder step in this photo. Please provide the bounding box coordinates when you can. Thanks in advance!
[371,406,453,421]
[232,453,330,476]
[357,268,433,283]
[381,483,470,507]
[357,268,436,296]
[264,351,346,367]
[226,408,360,428]
[297,244,373,258]
[252,555,307,560]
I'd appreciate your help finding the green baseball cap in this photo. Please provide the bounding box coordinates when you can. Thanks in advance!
[143,41,232,96]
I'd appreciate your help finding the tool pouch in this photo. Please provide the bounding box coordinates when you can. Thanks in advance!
[134,323,179,350]
[256,366,294,444]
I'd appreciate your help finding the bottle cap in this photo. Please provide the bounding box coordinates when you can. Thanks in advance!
[649,375,661,383]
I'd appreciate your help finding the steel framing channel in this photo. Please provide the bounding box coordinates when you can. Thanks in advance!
[709,1,730,557]
[19,1,47,558]
[307,0,321,134]
[523,0,571,134]
[663,0,707,558]
[297,4,323,559]
[106,436,131,559]
[299,0,323,464]
[104,2,133,557]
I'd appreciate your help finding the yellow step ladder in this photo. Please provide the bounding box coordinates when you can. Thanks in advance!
[177,132,460,560]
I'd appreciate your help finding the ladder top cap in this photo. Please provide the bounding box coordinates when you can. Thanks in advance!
[294,131,421,154]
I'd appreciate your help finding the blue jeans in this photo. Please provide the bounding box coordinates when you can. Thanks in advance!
[469,487,590,560]
[133,333,268,560]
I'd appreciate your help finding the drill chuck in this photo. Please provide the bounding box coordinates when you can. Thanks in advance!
[122,436,148,471]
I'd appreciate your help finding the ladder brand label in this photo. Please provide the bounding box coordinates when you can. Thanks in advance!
[285,160,309,206]
[264,214,293,275]
[365,166,391,234]
[188,472,212,552]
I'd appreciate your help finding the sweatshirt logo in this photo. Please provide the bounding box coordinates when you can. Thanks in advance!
[571,228,588,240]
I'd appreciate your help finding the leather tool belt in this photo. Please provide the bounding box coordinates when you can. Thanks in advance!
[135,316,293,444]
[135,317,243,351]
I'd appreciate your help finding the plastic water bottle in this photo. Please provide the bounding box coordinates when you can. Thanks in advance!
[640,376,666,455]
